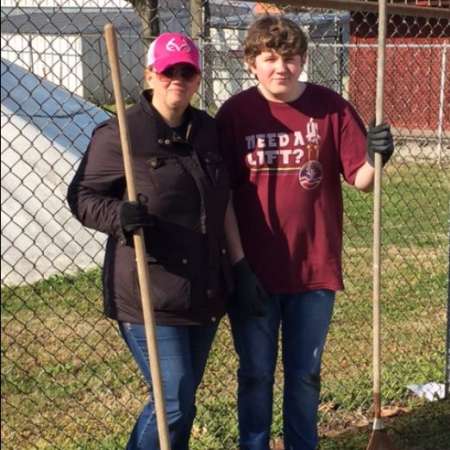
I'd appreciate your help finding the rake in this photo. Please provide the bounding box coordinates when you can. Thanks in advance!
[103,23,171,450]
[367,1,397,449]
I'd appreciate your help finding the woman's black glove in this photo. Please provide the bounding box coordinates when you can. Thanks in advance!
[366,122,394,167]
[232,258,270,318]
[120,201,156,233]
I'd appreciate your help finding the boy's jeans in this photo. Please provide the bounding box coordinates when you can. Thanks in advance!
[118,321,218,450]
[229,290,335,450]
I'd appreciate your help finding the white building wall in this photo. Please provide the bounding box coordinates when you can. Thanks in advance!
[2,33,84,96]
[1,59,109,285]
[1,0,129,8]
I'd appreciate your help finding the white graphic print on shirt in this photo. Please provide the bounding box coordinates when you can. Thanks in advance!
[243,118,323,190]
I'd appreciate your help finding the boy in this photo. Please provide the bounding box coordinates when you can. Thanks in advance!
[217,16,394,450]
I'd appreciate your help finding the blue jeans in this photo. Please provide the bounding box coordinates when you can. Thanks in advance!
[118,321,218,450]
[229,290,335,450]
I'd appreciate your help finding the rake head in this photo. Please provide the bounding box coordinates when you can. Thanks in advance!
[367,429,398,450]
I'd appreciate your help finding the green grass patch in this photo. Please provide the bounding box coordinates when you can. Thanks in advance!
[2,163,449,449]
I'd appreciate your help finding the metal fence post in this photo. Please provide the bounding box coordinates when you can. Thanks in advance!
[437,44,447,167]
[190,0,204,110]
[446,209,450,399]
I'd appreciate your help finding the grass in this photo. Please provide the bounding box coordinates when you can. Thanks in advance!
[2,163,449,449]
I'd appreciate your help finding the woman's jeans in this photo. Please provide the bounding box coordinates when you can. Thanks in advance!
[229,290,335,450]
[118,321,218,450]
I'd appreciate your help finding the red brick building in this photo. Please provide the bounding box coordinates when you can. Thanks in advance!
[349,9,449,134]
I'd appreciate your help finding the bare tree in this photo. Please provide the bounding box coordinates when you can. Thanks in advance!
[127,0,159,45]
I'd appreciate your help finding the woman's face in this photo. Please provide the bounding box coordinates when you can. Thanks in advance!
[146,63,201,115]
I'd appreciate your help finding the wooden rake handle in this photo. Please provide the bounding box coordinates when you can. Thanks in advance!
[373,0,387,421]
[103,23,171,450]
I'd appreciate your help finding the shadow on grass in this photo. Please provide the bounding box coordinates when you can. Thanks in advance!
[318,399,450,450]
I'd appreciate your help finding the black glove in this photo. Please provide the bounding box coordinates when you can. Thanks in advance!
[119,201,156,233]
[232,258,270,318]
[366,122,394,167]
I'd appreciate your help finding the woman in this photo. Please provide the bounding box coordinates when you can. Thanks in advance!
[67,32,232,450]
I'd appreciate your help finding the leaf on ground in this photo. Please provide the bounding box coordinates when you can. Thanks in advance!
[381,405,411,417]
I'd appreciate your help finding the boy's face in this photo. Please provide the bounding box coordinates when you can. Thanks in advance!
[249,49,305,102]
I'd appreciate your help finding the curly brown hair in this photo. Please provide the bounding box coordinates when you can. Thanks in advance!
[244,16,308,65]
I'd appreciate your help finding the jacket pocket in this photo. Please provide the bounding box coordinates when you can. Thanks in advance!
[200,152,228,187]
[219,239,234,294]
[134,261,191,312]
[147,156,186,192]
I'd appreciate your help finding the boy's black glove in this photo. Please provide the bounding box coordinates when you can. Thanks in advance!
[366,122,394,167]
[120,201,156,233]
[232,258,270,318]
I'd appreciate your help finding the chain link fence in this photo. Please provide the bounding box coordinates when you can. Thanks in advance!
[2,1,449,449]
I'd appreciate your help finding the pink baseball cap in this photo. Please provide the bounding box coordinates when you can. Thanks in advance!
[146,32,201,73]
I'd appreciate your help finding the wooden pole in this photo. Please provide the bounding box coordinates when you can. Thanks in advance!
[367,2,398,448]
[372,0,386,423]
[190,0,203,39]
[103,23,171,450]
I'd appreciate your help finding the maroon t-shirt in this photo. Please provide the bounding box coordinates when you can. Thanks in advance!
[216,84,367,294]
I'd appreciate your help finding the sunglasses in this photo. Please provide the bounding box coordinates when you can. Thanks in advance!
[159,65,199,81]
